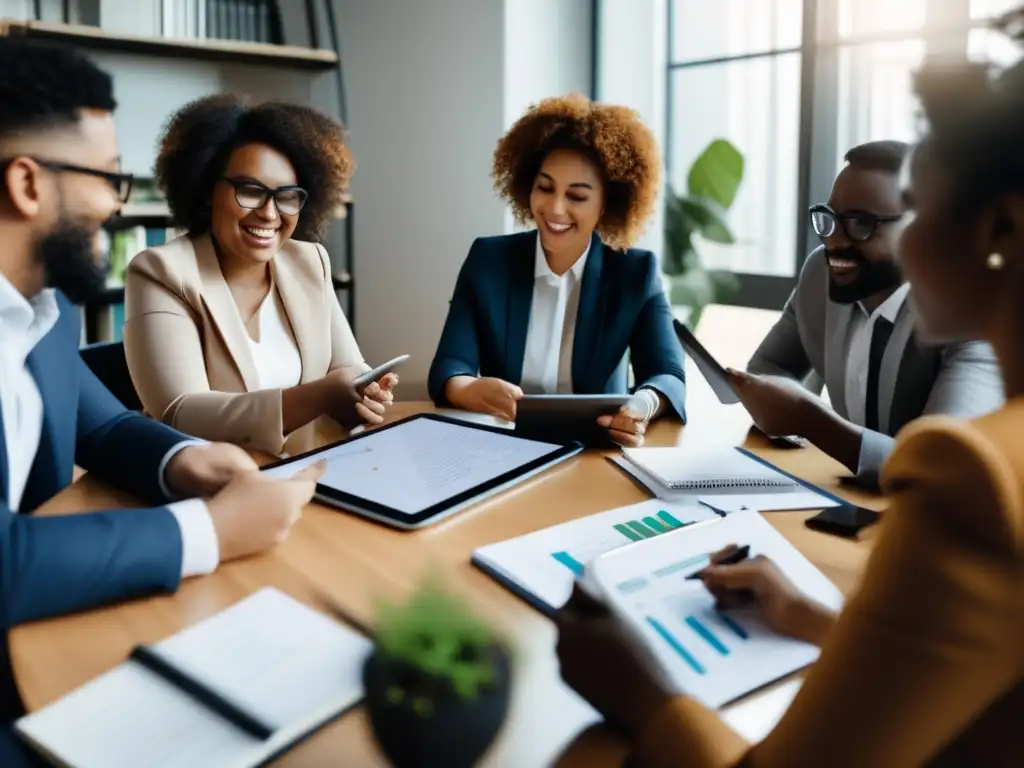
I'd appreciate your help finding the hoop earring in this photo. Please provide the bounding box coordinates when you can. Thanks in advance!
[987,252,1005,270]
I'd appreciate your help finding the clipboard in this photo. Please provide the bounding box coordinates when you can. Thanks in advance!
[673,318,742,404]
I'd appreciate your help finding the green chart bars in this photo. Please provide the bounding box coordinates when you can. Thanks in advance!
[613,509,690,542]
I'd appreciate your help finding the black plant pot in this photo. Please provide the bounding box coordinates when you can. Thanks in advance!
[363,645,512,768]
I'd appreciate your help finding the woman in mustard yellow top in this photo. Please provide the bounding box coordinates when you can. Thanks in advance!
[554,20,1024,768]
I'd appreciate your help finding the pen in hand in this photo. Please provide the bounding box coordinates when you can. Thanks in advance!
[685,544,751,580]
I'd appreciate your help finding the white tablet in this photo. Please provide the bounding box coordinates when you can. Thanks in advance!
[261,414,583,529]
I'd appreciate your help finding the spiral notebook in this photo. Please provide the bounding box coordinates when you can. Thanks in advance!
[620,446,799,492]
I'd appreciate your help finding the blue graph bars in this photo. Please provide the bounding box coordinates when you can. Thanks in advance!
[686,616,729,655]
[646,617,706,675]
[551,551,584,576]
[718,613,748,640]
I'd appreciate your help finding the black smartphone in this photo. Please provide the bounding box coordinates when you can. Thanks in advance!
[805,504,880,538]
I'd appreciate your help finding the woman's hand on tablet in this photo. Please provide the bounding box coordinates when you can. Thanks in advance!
[446,376,523,421]
[598,391,658,447]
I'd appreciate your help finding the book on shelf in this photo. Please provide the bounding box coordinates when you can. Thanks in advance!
[158,0,277,43]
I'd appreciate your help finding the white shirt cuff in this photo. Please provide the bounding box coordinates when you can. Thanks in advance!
[157,439,207,500]
[168,499,221,578]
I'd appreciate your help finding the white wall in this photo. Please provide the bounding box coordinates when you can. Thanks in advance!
[596,0,667,256]
[333,0,592,396]
[502,0,593,234]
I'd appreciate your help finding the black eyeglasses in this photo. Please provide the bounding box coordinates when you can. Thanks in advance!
[809,203,902,243]
[222,177,308,216]
[2,158,133,203]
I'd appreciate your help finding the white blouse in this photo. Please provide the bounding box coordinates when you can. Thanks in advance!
[520,233,590,394]
[247,289,302,390]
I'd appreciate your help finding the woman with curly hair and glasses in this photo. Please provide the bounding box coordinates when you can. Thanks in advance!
[124,95,396,456]
[428,93,685,447]
[554,12,1024,768]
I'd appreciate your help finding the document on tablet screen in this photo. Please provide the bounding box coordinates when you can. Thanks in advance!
[262,418,561,516]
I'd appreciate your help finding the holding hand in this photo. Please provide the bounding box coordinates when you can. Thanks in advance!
[206,461,325,562]
[597,391,657,447]
[324,369,395,427]
[727,370,820,438]
[450,376,523,421]
[695,547,837,645]
[555,584,678,740]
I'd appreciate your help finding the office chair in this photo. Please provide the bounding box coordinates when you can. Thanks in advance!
[79,341,143,412]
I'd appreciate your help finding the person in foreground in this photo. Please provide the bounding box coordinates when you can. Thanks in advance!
[736,140,1002,488]
[555,33,1024,768]
[0,39,324,761]
[124,94,396,456]
[427,94,686,447]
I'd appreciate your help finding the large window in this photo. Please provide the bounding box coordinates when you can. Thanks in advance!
[667,0,1017,307]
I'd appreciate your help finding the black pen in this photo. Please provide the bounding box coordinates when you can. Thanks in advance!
[685,544,751,580]
[130,645,275,741]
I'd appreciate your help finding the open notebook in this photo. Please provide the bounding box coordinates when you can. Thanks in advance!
[15,588,372,768]
[620,446,801,492]
[578,510,844,709]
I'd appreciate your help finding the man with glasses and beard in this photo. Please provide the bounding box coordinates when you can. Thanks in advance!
[729,140,1003,488]
[0,38,325,764]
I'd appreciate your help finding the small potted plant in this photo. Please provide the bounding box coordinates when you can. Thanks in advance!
[363,584,512,768]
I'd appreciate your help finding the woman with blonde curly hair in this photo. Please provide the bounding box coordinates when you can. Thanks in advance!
[124,95,396,456]
[428,94,685,446]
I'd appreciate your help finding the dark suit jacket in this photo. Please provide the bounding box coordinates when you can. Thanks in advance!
[748,247,1003,487]
[428,231,687,420]
[0,292,192,632]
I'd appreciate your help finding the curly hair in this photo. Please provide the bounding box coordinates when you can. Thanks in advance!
[913,8,1024,214]
[492,93,661,251]
[155,94,353,241]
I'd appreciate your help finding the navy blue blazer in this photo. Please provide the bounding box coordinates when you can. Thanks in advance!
[428,231,687,420]
[0,292,194,631]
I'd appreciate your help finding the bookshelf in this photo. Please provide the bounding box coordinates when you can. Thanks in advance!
[0,1,356,344]
[0,20,339,68]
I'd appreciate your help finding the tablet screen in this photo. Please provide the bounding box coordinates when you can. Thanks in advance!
[262,416,565,517]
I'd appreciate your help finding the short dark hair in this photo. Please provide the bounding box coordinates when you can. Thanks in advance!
[913,10,1024,214]
[844,140,910,174]
[155,94,353,242]
[0,37,115,141]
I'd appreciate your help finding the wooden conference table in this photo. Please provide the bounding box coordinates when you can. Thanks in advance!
[10,309,884,766]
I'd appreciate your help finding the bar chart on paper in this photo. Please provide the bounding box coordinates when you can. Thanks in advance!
[471,500,720,613]
[589,510,844,709]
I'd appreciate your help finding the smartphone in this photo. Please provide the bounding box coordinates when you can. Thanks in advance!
[805,504,881,538]
[352,355,410,389]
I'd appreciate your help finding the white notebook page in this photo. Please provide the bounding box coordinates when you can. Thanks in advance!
[621,446,798,490]
[16,588,372,768]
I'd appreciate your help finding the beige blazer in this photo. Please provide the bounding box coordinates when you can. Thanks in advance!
[627,400,1024,767]
[123,233,367,456]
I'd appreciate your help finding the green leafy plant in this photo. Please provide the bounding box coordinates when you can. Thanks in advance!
[374,584,506,707]
[663,138,745,329]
